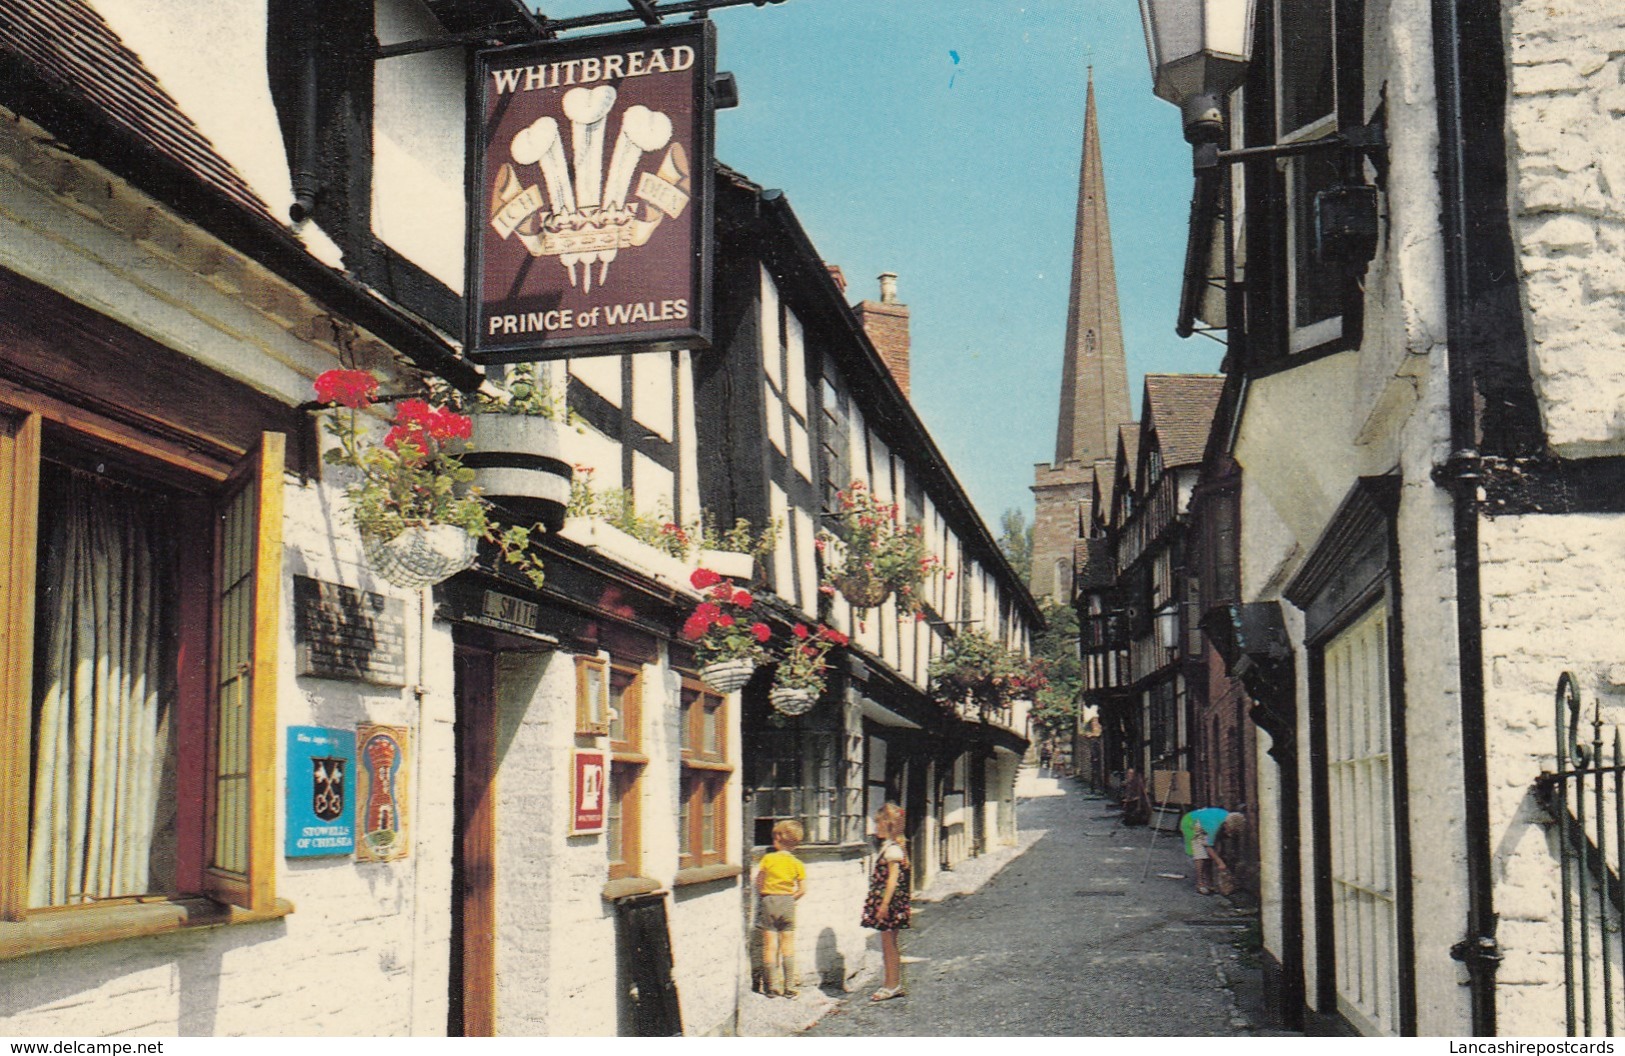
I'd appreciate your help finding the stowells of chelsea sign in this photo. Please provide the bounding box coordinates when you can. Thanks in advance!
[468,21,716,363]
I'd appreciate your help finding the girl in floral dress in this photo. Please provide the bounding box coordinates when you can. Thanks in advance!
[860,802,911,1001]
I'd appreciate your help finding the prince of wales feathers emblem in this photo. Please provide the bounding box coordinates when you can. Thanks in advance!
[489,85,691,293]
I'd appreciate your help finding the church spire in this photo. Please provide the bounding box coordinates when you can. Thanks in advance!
[1052,70,1131,467]
[1029,70,1134,603]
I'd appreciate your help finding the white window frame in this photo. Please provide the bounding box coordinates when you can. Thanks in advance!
[1323,601,1399,1036]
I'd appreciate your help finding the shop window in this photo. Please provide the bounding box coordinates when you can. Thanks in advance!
[679,679,731,869]
[605,665,644,880]
[0,414,284,923]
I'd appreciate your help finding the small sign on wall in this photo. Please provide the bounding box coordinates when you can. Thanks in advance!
[285,726,355,857]
[572,747,608,835]
[356,724,411,862]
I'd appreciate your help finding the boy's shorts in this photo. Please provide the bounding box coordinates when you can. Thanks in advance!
[758,894,797,932]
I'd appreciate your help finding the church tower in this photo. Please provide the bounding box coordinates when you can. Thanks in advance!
[1030,71,1134,603]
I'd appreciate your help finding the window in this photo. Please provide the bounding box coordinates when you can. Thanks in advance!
[1324,602,1399,1036]
[1276,0,1344,352]
[746,711,861,848]
[0,413,283,925]
[820,375,849,513]
[605,664,644,880]
[575,656,610,735]
[679,680,730,868]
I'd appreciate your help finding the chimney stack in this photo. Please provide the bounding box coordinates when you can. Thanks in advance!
[855,272,911,396]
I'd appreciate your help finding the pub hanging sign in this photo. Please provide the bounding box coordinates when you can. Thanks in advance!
[468,20,716,364]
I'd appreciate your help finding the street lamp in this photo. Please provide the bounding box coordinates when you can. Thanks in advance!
[1137,0,1386,338]
[1137,0,1256,143]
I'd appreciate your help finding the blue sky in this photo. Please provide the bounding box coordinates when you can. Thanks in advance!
[542,0,1223,529]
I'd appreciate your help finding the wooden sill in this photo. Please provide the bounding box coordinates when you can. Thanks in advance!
[601,876,663,901]
[672,863,743,888]
[0,896,294,961]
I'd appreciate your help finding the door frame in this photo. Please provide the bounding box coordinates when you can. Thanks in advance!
[450,645,498,1036]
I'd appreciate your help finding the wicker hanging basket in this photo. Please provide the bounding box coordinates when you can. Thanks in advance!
[829,569,892,609]
[769,685,817,716]
[362,524,479,590]
[698,657,756,694]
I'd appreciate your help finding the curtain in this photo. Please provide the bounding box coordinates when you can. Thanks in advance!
[28,470,172,907]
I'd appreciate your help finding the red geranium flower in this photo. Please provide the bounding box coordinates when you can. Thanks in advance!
[716,614,735,629]
[732,590,754,609]
[681,615,709,640]
[691,568,721,590]
[693,602,722,624]
[750,622,771,643]
[710,582,736,602]
[793,624,810,640]
[314,369,378,409]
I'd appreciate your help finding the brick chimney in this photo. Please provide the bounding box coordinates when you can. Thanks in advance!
[855,272,910,396]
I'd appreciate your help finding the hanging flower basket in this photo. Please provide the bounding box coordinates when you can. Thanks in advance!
[829,569,892,609]
[699,657,756,694]
[769,685,817,716]
[362,524,479,590]
[464,413,573,532]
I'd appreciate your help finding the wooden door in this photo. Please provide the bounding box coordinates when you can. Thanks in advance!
[450,647,497,1036]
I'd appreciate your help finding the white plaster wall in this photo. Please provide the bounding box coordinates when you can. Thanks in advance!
[0,475,459,1037]
[93,0,295,225]
[491,651,567,1036]
[1507,0,1625,454]
[374,0,467,291]
[489,646,746,1037]
[1393,366,1472,1035]
[1478,512,1625,1035]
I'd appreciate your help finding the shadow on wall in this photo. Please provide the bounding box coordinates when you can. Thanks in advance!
[816,926,845,988]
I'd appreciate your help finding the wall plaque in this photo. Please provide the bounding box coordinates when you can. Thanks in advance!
[285,726,356,858]
[571,747,608,836]
[294,575,407,686]
[357,723,411,863]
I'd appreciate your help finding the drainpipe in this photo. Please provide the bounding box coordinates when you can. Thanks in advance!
[1432,0,1501,1034]
[288,16,322,224]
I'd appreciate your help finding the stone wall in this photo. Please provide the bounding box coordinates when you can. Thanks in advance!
[1478,512,1625,1034]
[1507,0,1625,455]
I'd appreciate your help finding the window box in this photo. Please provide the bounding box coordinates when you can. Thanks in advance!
[559,517,695,594]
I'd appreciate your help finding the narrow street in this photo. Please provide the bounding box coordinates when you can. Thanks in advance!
[802,786,1278,1037]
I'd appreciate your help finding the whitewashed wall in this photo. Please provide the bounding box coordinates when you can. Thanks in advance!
[374,0,467,290]
[1507,0,1625,455]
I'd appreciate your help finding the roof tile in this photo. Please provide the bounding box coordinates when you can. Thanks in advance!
[0,0,276,225]
[1143,374,1224,468]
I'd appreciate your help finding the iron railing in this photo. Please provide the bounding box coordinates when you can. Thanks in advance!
[1536,672,1625,1037]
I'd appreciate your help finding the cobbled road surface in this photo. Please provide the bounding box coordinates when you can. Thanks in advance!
[802,787,1267,1037]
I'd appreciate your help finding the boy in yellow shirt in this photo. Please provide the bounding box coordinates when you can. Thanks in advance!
[755,819,807,997]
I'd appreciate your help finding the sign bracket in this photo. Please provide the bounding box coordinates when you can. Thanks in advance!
[375,0,787,61]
